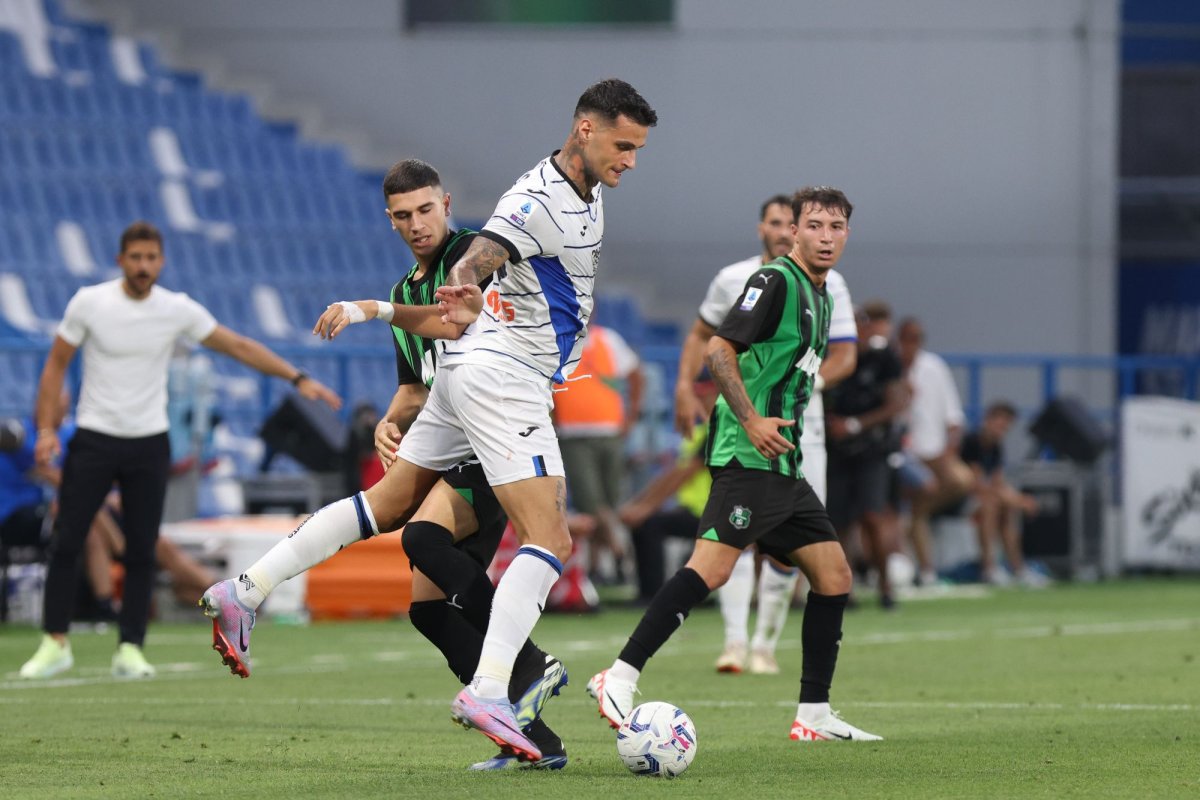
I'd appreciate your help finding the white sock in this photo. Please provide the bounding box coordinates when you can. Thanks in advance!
[609,659,640,685]
[797,701,830,722]
[237,493,378,610]
[750,560,799,652]
[472,545,562,699]
[718,550,755,647]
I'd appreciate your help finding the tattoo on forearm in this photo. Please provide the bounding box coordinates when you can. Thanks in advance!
[447,238,509,287]
[707,345,756,423]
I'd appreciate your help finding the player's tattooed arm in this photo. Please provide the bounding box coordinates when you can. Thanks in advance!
[705,335,796,459]
[445,237,510,287]
[705,337,756,423]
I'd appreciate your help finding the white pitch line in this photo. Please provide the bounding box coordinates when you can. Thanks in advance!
[0,694,1191,714]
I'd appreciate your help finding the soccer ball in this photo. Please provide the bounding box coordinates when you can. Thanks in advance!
[615,701,697,778]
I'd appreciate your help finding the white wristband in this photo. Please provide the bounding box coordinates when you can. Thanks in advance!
[814,374,826,391]
[375,300,394,322]
[845,417,862,435]
[335,301,366,324]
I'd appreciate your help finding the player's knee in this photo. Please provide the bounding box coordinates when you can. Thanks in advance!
[402,521,455,572]
[809,558,853,596]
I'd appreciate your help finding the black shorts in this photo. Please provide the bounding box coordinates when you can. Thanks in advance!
[696,467,837,563]
[440,459,508,569]
[827,453,892,530]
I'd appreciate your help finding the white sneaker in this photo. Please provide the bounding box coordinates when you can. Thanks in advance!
[790,710,882,742]
[586,669,636,729]
[747,647,780,675]
[982,567,1012,587]
[111,643,156,679]
[1016,569,1050,589]
[19,635,73,679]
[715,642,746,674]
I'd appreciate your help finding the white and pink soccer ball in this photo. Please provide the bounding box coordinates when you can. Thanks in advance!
[615,701,698,778]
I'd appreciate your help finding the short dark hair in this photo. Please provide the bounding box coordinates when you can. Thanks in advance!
[985,401,1019,420]
[575,79,658,127]
[791,186,853,222]
[119,220,162,254]
[382,159,442,199]
[862,300,892,322]
[760,194,792,221]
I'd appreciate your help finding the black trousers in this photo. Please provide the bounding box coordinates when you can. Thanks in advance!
[631,507,700,601]
[43,429,170,646]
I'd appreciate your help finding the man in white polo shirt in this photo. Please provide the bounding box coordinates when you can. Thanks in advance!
[18,220,340,680]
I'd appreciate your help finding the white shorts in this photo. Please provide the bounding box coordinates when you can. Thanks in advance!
[398,363,564,486]
[801,440,827,505]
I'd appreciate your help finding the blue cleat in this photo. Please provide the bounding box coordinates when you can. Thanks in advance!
[200,580,255,678]
[468,718,567,771]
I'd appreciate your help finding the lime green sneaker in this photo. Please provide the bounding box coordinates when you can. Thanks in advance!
[111,643,156,679]
[19,635,74,679]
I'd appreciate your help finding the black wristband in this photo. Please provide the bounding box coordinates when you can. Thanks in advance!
[290,371,308,387]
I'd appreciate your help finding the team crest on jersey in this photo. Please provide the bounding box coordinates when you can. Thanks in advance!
[729,505,752,530]
[740,287,763,311]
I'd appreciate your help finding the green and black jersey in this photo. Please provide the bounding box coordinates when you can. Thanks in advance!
[704,256,832,478]
[390,228,476,387]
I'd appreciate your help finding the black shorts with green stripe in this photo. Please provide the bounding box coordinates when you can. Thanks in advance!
[696,465,837,562]
[441,459,508,568]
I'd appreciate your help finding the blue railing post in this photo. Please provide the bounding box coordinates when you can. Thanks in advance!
[1041,360,1057,406]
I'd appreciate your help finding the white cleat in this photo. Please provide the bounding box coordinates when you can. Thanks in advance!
[586,669,637,729]
[790,710,882,742]
[747,647,780,675]
[715,642,746,674]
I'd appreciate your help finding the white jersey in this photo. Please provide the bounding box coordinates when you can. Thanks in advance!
[438,154,603,384]
[57,279,218,438]
[697,258,855,443]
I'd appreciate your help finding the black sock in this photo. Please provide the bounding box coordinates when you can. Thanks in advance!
[799,591,849,704]
[408,600,483,685]
[618,567,710,671]
[402,521,497,632]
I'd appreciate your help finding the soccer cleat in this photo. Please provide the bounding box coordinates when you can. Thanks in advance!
[790,710,883,742]
[18,635,73,679]
[451,686,541,762]
[200,579,255,678]
[512,654,568,729]
[469,718,568,771]
[747,647,780,675]
[586,668,637,729]
[111,642,156,679]
[715,642,746,673]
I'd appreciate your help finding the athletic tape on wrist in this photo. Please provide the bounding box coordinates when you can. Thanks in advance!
[375,300,394,322]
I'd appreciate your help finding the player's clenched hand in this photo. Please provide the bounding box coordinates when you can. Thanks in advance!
[34,430,60,469]
[313,301,374,340]
[743,415,796,459]
[435,284,483,325]
[673,384,709,438]
[297,377,343,411]
[374,417,402,469]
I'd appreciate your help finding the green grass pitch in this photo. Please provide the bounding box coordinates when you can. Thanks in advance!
[2,577,1197,799]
